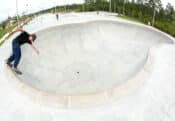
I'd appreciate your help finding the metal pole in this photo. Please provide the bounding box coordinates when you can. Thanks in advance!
[64,0,67,12]
[82,0,84,12]
[114,0,116,13]
[16,0,19,27]
[82,3,85,12]
[55,3,56,14]
[103,0,105,11]
[109,0,112,12]
[123,0,125,15]
[55,0,57,13]
[152,0,156,26]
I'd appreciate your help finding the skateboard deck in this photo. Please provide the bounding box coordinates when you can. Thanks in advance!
[6,63,22,75]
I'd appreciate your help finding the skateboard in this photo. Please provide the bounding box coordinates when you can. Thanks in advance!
[6,63,22,75]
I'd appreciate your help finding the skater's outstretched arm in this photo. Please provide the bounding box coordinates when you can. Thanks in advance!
[30,44,39,55]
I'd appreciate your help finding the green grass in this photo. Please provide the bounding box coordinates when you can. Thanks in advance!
[0,25,15,38]
[0,24,17,46]
[155,21,175,37]
[0,40,5,46]
[117,15,142,23]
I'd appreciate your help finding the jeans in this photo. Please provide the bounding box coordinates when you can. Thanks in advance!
[8,41,21,68]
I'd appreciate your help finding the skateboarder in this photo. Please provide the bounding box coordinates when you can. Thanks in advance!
[56,13,59,21]
[6,28,39,74]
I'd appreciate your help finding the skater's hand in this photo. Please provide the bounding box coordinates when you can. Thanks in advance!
[34,48,40,55]
[36,50,40,55]
[31,44,39,55]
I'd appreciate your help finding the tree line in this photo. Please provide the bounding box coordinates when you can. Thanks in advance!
[83,0,175,36]
[84,0,175,24]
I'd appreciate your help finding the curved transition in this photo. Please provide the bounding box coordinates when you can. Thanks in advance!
[16,20,173,96]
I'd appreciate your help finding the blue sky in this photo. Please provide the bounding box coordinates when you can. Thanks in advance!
[0,0,175,22]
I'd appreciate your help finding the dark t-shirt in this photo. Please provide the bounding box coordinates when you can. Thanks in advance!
[13,31,32,46]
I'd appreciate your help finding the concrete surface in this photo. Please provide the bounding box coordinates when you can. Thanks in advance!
[19,20,173,95]
[0,12,175,120]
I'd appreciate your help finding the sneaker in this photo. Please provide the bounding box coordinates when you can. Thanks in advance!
[12,67,22,75]
[6,60,12,68]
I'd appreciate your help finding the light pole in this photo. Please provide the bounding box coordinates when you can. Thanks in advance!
[109,0,112,12]
[54,0,57,14]
[82,0,85,12]
[123,0,126,15]
[114,0,116,13]
[152,7,156,26]
[55,5,57,13]
[64,0,67,12]
[16,0,20,27]
[152,0,156,26]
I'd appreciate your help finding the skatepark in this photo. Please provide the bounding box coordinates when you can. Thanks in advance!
[0,12,175,120]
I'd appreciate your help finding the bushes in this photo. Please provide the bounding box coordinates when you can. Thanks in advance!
[0,24,16,46]
[155,21,175,37]
[0,24,16,38]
